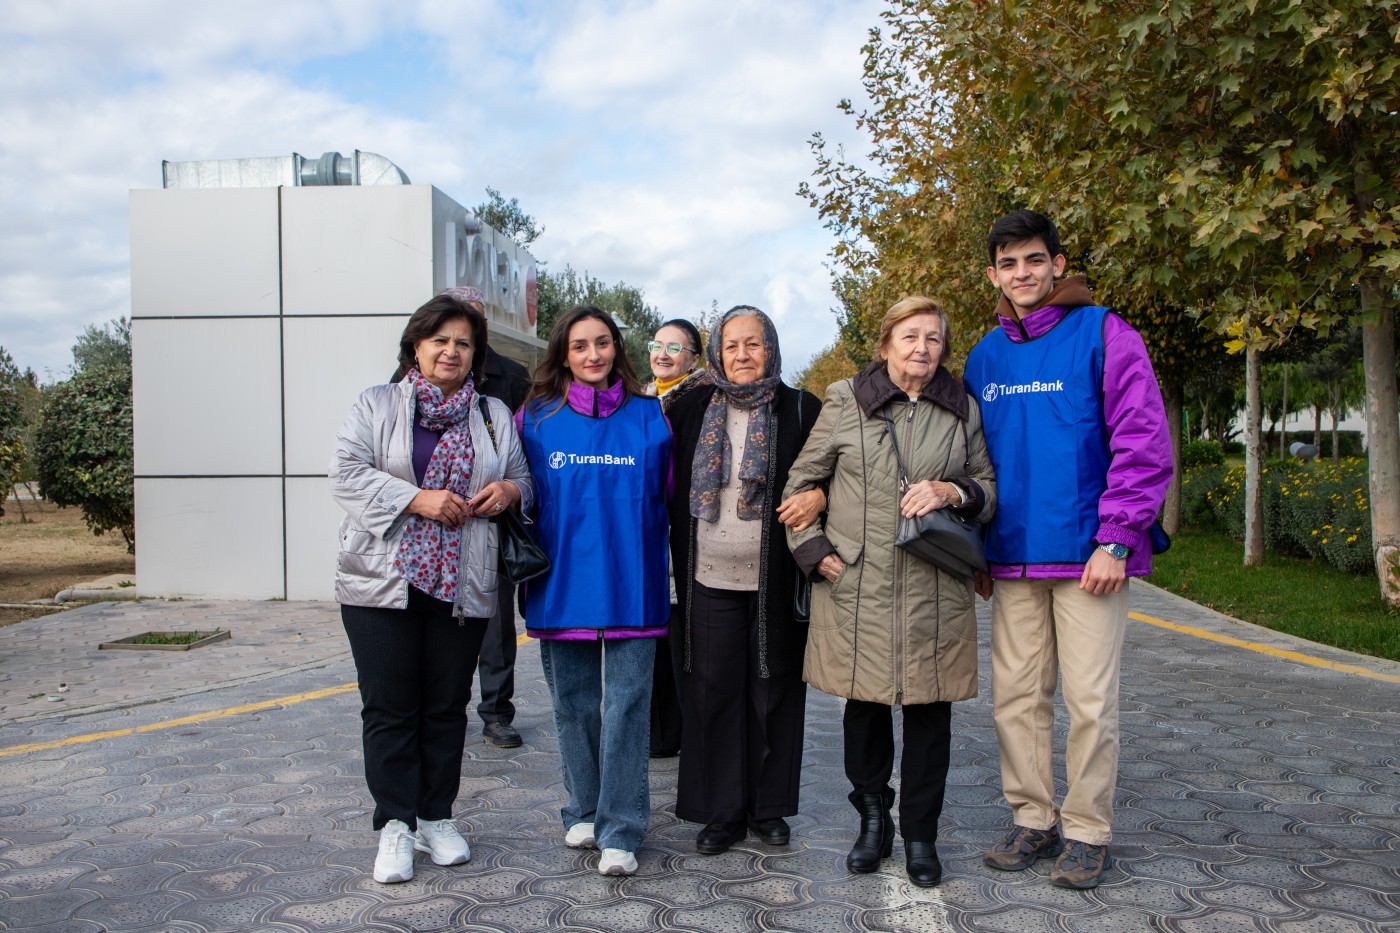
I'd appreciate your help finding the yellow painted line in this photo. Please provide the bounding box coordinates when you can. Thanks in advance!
[4,630,537,758]
[1130,611,1400,684]
[0,683,359,758]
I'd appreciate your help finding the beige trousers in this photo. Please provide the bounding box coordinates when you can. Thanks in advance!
[990,578,1129,846]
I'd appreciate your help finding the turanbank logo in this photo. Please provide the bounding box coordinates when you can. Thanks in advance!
[981,379,1064,403]
[547,450,638,469]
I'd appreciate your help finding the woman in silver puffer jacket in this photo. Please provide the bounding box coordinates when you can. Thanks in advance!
[330,287,534,886]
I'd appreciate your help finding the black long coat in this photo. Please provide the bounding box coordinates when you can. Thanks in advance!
[666,382,822,680]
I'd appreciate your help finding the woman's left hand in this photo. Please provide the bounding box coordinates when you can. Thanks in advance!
[776,488,826,532]
[900,480,962,518]
[467,480,521,519]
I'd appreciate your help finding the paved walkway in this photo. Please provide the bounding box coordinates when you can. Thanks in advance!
[0,585,1397,932]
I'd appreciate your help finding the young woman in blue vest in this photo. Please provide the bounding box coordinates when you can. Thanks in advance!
[514,305,673,876]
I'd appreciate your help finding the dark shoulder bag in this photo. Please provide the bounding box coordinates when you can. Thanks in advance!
[478,396,551,584]
[883,411,987,580]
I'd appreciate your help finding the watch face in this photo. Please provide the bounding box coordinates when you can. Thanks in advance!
[1100,542,1128,559]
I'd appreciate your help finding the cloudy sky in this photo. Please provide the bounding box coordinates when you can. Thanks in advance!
[0,0,886,380]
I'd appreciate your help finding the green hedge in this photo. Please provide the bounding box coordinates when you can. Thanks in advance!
[1181,439,1226,469]
[1181,458,1373,574]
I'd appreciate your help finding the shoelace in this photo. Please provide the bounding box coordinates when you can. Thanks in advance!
[1061,841,1102,868]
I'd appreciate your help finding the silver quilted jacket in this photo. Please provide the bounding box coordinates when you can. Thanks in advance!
[329,379,535,619]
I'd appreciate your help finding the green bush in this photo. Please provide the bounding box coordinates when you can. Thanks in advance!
[1181,439,1226,469]
[1179,458,1372,574]
[34,366,134,550]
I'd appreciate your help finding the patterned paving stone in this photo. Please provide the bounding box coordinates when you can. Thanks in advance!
[1,591,1399,932]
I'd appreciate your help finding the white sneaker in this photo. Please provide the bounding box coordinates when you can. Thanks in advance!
[564,822,596,849]
[374,820,415,883]
[598,848,637,876]
[415,818,470,866]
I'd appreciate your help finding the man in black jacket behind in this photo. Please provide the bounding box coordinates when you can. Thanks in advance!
[474,342,531,747]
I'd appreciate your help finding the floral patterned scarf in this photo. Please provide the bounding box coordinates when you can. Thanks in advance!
[395,367,476,603]
[689,307,782,523]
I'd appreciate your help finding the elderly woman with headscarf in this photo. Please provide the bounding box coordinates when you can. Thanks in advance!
[665,305,824,855]
[331,287,534,884]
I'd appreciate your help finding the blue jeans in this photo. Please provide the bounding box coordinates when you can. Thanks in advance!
[539,636,655,852]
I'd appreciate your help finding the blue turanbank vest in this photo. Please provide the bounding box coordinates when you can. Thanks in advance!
[520,395,671,631]
[963,305,1110,565]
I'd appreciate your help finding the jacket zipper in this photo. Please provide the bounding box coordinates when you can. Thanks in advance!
[893,400,916,704]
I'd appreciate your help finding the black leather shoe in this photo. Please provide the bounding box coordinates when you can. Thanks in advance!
[696,821,746,855]
[905,841,942,887]
[482,722,522,748]
[747,816,790,846]
[846,794,894,873]
[648,747,679,759]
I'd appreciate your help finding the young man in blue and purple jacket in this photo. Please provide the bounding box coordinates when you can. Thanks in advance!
[963,209,1172,890]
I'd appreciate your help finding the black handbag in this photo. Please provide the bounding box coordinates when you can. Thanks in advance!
[478,397,551,584]
[882,413,987,580]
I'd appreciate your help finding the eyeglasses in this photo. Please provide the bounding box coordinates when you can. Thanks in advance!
[646,341,696,355]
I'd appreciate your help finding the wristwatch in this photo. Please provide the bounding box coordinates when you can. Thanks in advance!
[1097,542,1130,560]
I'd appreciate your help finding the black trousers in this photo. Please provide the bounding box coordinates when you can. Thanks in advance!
[843,699,952,843]
[475,579,517,726]
[676,581,808,823]
[649,603,684,755]
[342,587,487,830]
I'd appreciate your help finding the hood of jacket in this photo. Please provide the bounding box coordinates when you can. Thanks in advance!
[995,274,1095,343]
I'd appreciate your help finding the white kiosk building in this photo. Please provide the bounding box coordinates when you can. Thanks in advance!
[129,151,542,600]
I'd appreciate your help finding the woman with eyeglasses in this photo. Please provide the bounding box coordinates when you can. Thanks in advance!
[643,319,711,758]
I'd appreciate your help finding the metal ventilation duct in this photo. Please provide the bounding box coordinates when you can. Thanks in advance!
[161,150,410,189]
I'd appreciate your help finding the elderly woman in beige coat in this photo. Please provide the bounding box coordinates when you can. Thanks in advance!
[783,296,995,888]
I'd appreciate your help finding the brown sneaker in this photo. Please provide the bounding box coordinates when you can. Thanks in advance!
[982,825,1063,871]
[1050,840,1110,889]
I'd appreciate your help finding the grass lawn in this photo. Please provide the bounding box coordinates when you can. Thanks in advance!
[1147,530,1400,663]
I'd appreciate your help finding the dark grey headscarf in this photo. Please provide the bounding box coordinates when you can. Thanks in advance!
[688,305,782,523]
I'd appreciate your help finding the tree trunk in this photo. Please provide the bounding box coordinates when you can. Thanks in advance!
[1313,405,1321,449]
[1244,345,1265,565]
[1279,364,1289,460]
[1330,384,1342,463]
[1360,283,1400,608]
[1162,377,1183,535]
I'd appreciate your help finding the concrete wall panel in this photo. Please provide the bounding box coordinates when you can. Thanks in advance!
[280,186,434,315]
[135,477,284,598]
[129,188,281,316]
[284,476,341,601]
[132,318,283,476]
[282,316,407,476]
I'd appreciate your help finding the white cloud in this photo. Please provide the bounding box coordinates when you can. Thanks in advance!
[0,0,883,378]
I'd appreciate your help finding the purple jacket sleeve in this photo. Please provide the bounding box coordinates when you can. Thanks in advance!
[1096,313,1173,551]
